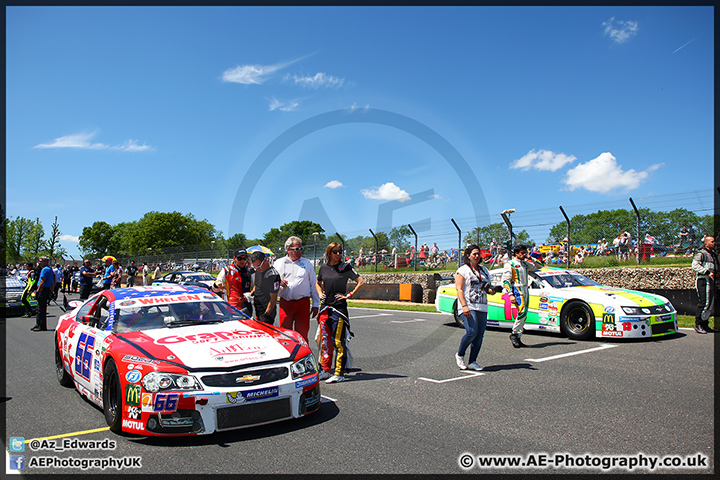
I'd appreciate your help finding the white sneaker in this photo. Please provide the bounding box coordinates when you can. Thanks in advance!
[325,375,345,383]
[318,370,331,380]
[455,353,467,370]
[467,362,483,371]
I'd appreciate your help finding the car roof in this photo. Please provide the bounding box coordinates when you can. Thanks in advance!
[102,285,211,302]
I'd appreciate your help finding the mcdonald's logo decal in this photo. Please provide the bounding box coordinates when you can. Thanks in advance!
[126,384,141,406]
[602,313,615,324]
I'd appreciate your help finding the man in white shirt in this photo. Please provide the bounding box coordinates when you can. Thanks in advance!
[142,262,151,286]
[273,236,319,343]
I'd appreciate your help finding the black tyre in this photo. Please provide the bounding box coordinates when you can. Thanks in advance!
[103,359,123,432]
[55,336,73,387]
[452,300,466,328]
[560,300,595,340]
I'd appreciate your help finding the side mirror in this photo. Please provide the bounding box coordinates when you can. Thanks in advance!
[68,300,84,310]
[77,315,93,324]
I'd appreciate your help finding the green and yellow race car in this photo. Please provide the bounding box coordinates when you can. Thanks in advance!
[435,266,677,340]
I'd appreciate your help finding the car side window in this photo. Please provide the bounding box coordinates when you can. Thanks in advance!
[75,298,96,319]
[94,297,111,330]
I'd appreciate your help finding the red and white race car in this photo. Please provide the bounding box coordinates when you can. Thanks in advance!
[54,285,320,436]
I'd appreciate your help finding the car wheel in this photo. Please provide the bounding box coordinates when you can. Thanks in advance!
[55,336,73,387]
[452,300,466,328]
[103,359,123,432]
[560,300,595,340]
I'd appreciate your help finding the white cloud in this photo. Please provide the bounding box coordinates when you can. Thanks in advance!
[429,194,442,199]
[603,17,639,44]
[34,132,108,150]
[324,180,345,189]
[360,182,411,202]
[60,234,80,243]
[222,55,310,85]
[563,152,662,194]
[291,72,344,89]
[348,103,370,112]
[112,139,153,152]
[268,98,300,112]
[34,132,153,151]
[511,149,576,172]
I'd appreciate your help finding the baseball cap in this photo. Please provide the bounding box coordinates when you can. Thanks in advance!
[234,249,248,258]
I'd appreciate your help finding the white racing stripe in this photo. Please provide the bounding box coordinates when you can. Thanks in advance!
[525,344,617,363]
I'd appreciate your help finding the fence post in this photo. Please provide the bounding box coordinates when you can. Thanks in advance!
[629,197,640,264]
[451,218,461,268]
[369,229,379,272]
[407,224,418,271]
[559,206,570,268]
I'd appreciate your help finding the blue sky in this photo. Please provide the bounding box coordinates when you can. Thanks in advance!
[5,6,715,259]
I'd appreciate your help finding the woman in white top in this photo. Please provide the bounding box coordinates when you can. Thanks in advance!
[455,244,495,371]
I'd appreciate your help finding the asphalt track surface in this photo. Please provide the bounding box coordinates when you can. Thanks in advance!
[4,296,715,475]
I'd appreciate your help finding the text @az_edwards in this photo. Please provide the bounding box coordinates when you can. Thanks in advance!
[458,452,710,472]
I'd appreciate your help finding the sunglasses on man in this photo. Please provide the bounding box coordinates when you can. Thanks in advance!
[287,246,303,251]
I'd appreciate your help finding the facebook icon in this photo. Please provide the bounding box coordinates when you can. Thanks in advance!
[9,455,25,470]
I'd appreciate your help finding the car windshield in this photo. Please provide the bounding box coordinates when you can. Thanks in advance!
[114,299,246,333]
[535,270,599,288]
[186,273,214,281]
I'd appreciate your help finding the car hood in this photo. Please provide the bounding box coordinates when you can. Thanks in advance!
[553,285,669,307]
[115,320,300,369]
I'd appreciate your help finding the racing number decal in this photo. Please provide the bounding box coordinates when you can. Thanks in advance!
[154,393,179,412]
[74,332,96,380]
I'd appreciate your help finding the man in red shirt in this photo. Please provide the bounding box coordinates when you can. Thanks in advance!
[212,249,252,317]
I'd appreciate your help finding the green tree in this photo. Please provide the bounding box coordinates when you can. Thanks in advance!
[464,223,532,248]
[387,225,412,251]
[262,220,325,250]
[5,216,35,262]
[25,218,46,260]
[79,221,115,257]
[225,233,248,251]
[46,216,67,261]
[130,211,221,252]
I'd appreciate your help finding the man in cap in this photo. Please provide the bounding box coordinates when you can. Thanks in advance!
[213,249,253,317]
[249,251,280,325]
[101,257,115,290]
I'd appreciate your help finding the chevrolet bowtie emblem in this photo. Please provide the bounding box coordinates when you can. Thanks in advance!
[235,375,260,383]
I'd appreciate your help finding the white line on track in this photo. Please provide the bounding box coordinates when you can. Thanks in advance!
[390,319,426,324]
[321,395,337,403]
[525,344,617,363]
[350,313,394,319]
[418,371,485,383]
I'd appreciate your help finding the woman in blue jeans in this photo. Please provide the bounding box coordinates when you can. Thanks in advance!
[455,244,495,371]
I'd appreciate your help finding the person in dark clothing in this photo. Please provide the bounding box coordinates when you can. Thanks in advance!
[249,251,280,325]
[33,257,54,331]
[691,236,717,334]
[79,259,97,300]
[315,242,365,383]
[126,261,138,287]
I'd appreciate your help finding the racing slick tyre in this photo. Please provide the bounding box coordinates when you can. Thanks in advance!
[55,335,73,387]
[103,359,123,432]
[452,300,466,328]
[560,300,595,340]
